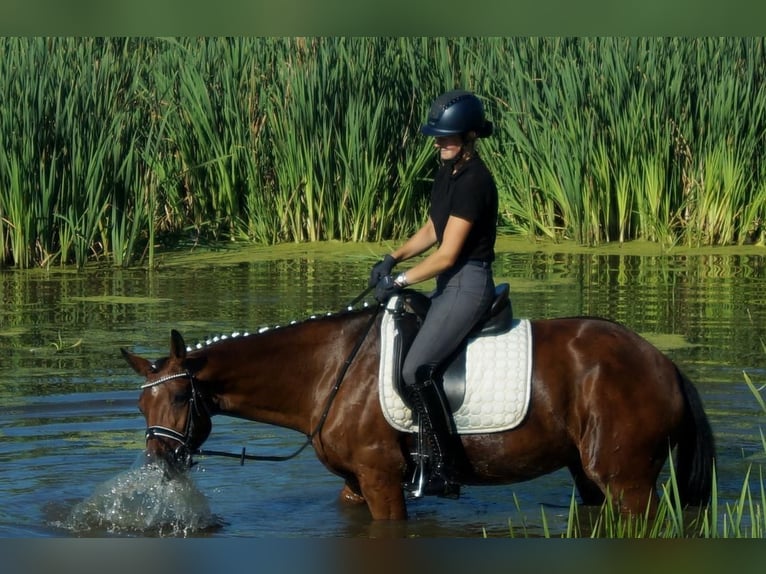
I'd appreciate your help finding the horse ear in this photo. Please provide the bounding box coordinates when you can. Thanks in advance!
[120,347,153,376]
[170,329,187,360]
[169,329,206,373]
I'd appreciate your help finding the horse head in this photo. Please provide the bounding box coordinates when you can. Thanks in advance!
[121,329,211,474]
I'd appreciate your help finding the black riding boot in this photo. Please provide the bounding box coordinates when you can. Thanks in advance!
[405,376,461,499]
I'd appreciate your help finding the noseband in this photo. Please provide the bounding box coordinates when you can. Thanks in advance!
[142,370,210,465]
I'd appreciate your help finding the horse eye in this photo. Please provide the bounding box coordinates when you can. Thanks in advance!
[172,390,191,405]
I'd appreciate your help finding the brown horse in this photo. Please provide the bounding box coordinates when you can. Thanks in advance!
[121,303,715,521]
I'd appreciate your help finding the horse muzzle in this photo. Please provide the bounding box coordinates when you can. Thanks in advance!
[144,426,195,473]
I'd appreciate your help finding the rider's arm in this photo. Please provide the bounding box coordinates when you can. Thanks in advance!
[394,215,472,286]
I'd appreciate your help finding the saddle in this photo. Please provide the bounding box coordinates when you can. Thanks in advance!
[388,283,513,410]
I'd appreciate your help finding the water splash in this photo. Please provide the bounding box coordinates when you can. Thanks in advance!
[63,456,220,537]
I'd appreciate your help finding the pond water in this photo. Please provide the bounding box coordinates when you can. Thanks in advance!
[1,239,765,538]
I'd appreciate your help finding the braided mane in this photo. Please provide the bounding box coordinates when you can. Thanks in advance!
[185,301,376,352]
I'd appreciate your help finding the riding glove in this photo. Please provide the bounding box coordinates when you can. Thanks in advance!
[368,254,397,288]
[374,274,403,303]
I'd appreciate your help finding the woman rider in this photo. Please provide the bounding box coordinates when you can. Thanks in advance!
[369,89,498,498]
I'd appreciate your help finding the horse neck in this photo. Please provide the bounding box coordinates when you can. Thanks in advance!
[198,309,379,435]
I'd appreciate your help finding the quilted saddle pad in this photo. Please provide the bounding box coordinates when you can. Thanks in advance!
[378,305,533,435]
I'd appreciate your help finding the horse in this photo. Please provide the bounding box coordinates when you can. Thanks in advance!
[121,297,715,522]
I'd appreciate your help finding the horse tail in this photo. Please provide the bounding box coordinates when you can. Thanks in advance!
[674,365,716,507]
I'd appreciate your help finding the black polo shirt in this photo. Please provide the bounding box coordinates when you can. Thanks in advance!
[429,154,498,263]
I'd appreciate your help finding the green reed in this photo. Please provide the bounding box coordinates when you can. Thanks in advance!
[0,38,160,267]
[508,459,766,539]
[2,38,766,268]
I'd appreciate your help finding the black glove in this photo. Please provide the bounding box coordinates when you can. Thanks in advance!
[374,274,403,303]
[368,254,397,288]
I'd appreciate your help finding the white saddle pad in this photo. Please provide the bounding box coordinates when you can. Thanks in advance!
[378,300,533,435]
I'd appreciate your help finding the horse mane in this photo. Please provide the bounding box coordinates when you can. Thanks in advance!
[185,302,378,352]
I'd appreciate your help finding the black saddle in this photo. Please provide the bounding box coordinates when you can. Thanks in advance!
[395,282,512,336]
[387,283,513,411]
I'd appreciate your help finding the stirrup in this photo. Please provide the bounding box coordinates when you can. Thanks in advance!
[404,421,430,499]
[404,465,461,500]
[404,460,428,499]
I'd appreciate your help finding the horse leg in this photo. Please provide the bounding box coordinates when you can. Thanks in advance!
[339,480,366,506]
[338,475,408,520]
[576,422,664,515]
[602,450,664,515]
[580,448,661,515]
[613,482,659,516]
[356,469,408,520]
[567,461,605,506]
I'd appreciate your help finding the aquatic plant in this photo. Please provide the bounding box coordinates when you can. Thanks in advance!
[2,38,766,268]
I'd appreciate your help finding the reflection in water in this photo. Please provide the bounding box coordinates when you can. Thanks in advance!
[493,250,766,372]
[1,242,766,537]
[63,455,220,537]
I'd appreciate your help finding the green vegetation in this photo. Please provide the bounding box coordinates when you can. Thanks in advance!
[2,37,766,269]
[499,437,765,538]
[534,462,766,538]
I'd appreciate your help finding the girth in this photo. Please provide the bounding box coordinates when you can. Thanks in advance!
[388,283,513,411]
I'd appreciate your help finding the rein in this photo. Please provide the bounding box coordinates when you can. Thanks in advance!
[344,284,373,309]
[143,304,381,466]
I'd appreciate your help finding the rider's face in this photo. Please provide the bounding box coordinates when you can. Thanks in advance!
[433,135,463,161]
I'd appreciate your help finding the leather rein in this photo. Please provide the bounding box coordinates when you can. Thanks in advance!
[141,304,381,466]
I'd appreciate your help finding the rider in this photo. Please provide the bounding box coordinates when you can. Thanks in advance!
[369,89,498,498]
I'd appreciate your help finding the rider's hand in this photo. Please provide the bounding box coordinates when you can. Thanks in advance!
[368,254,397,288]
[374,274,403,303]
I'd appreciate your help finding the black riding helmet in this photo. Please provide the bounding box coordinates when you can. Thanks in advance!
[420,89,493,138]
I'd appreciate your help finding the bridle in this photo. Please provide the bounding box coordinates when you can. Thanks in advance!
[142,368,313,465]
[141,370,211,467]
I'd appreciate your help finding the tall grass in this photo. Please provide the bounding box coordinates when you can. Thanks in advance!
[0,38,163,268]
[499,458,765,538]
[2,38,766,268]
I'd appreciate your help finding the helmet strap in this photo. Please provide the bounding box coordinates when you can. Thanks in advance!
[447,136,476,173]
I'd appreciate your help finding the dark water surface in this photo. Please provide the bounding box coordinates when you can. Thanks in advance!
[2,240,765,537]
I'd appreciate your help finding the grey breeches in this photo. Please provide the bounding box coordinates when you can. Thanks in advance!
[401,262,494,387]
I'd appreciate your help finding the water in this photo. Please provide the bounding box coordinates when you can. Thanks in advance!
[63,458,217,536]
[1,241,766,537]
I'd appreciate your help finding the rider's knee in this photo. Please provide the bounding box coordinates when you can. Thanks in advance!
[402,363,437,389]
